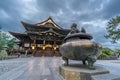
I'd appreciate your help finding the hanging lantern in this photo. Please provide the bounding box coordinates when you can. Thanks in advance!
[53,47,57,50]
[32,45,35,50]
[53,45,58,50]
[31,40,36,50]
[42,46,46,50]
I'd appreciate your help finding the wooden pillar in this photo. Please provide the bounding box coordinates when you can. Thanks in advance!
[33,40,36,45]
[43,40,45,45]
[31,40,36,56]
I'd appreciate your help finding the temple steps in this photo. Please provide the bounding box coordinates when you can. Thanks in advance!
[33,50,61,57]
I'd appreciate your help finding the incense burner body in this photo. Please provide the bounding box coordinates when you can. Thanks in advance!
[60,32,102,69]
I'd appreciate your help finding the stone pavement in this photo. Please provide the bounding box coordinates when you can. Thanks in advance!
[92,58,120,80]
[96,58,120,77]
[0,57,63,80]
[0,57,120,80]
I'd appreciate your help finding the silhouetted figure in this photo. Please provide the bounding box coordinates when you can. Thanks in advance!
[81,27,86,33]
[70,23,80,34]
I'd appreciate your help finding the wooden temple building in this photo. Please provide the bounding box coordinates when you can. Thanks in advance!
[9,17,70,57]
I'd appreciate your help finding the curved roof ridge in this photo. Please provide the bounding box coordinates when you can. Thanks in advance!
[40,28,65,37]
[35,17,63,29]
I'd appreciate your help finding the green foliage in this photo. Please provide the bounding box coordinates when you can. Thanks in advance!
[0,54,8,60]
[105,16,120,43]
[102,47,113,54]
[100,52,108,57]
[7,38,16,54]
[0,28,10,51]
[0,26,17,54]
[99,47,115,58]
[114,49,120,56]
[114,49,120,53]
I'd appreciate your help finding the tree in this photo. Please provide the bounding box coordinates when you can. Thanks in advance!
[102,47,113,55]
[114,49,120,57]
[0,26,16,54]
[7,38,16,54]
[98,47,115,59]
[105,16,120,43]
[0,27,9,51]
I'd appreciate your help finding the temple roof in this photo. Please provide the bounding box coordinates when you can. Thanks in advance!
[21,17,62,30]
[10,17,71,43]
[26,28,70,36]
[21,21,70,35]
[9,32,32,42]
[40,28,65,37]
[26,28,66,37]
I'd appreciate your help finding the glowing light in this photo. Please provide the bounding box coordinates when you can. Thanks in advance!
[45,44,52,47]
[32,46,35,50]
[42,46,45,50]
[53,47,57,50]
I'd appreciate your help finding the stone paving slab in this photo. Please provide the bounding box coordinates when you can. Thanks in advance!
[92,73,120,80]
[0,60,26,76]
[0,64,27,80]
[0,57,120,80]
[0,57,63,80]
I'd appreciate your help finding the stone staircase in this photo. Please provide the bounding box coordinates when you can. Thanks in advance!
[34,50,43,57]
[33,50,62,57]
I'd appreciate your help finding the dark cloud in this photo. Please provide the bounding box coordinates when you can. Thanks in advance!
[36,0,66,13]
[0,0,120,49]
[101,0,120,19]
[0,0,25,32]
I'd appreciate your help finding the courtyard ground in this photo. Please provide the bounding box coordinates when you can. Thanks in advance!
[0,57,120,80]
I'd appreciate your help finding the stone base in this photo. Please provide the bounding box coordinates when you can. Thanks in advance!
[59,64,109,80]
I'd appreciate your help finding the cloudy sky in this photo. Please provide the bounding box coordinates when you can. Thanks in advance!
[0,0,120,49]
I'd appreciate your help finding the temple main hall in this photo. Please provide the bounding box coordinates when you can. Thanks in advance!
[9,17,70,57]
